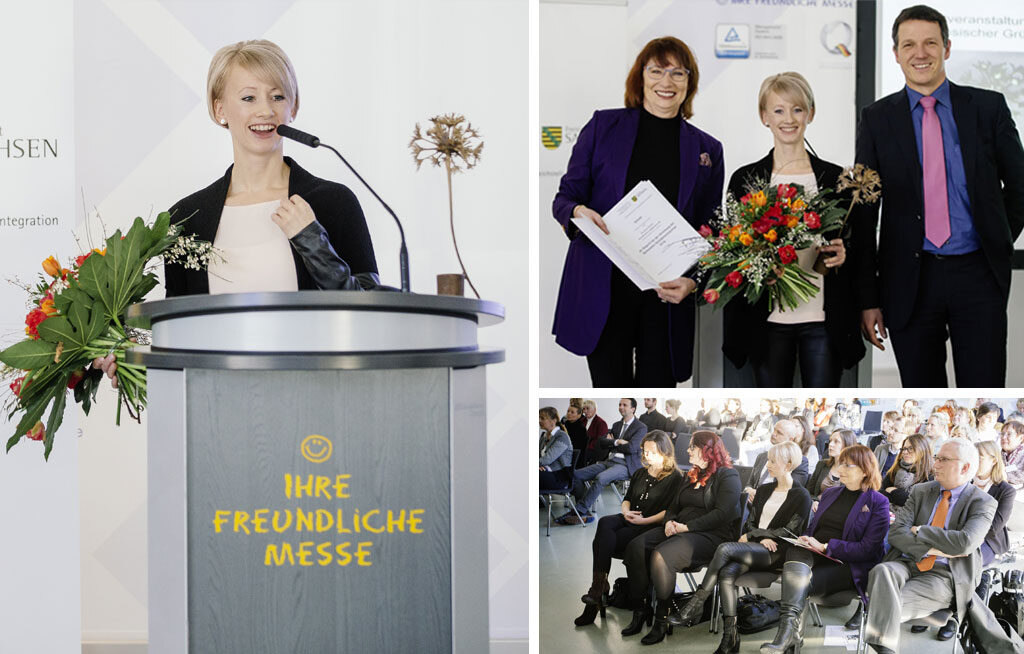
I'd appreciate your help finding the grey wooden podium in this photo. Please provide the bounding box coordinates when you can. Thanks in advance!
[126,292,504,654]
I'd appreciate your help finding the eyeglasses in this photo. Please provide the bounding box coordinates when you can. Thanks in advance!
[900,447,914,453]
[839,463,861,470]
[644,65,689,83]
[934,456,961,464]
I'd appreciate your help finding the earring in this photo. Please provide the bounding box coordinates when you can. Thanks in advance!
[220,119,227,125]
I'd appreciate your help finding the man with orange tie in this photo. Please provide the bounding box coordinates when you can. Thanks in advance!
[851,5,1024,387]
[863,438,1019,653]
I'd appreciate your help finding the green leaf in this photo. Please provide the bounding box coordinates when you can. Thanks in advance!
[43,379,69,460]
[7,390,53,452]
[0,339,58,370]
[140,212,173,260]
[54,283,98,313]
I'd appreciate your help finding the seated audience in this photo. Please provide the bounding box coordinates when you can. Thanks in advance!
[672,442,811,653]
[561,398,647,524]
[663,399,686,441]
[562,404,588,461]
[974,440,1016,566]
[760,445,889,653]
[620,431,741,645]
[864,438,1023,654]
[580,399,609,467]
[881,434,934,508]
[574,430,683,626]
[976,402,1002,443]
[744,419,811,499]
[639,398,668,433]
[539,407,573,490]
[1001,420,1024,488]
[808,429,859,500]
[873,416,907,480]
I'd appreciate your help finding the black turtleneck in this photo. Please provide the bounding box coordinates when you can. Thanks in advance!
[624,109,681,206]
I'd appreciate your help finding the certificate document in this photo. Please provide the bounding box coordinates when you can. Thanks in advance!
[572,180,710,291]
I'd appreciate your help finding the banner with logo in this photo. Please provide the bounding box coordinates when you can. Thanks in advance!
[0,1,81,651]
[539,0,857,386]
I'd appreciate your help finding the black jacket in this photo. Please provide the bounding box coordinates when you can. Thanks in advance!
[984,480,1017,557]
[749,450,809,490]
[850,82,1024,330]
[165,157,378,296]
[722,150,865,370]
[805,458,838,499]
[669,467,742,541]
[743,482,812,542]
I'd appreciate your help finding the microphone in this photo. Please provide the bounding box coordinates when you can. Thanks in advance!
[277,124,410,293]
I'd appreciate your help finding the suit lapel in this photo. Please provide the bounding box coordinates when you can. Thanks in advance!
[948,483,974,529]
[677,120,699,213]
[950,82,978,210]
[886,90,923,206]
[920,482,942,524]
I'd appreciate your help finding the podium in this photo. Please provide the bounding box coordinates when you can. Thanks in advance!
[126,292,504,654]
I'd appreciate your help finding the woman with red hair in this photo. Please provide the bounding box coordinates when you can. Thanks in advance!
[620,430,741,645]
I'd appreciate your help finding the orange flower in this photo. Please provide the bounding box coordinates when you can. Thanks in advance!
[751,191,767,207]
[792,198,805,210]
[728,225,742,241]
[785,215,800,228]
[764,229,778,242]
[42,256,61,277]
[739,233,754,246]
[40,298,58,316]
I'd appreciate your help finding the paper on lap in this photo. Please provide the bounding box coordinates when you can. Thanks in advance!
[572,180,710,291]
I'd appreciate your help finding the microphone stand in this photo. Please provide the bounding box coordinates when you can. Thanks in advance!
[277,125,410,293]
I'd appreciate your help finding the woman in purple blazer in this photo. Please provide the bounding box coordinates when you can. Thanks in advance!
[760,444,889,654]
[551,36,724,387]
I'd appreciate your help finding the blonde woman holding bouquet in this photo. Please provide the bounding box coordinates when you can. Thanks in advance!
[722,72,864,387]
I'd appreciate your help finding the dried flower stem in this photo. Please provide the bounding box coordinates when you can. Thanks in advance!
[445,159,479,298]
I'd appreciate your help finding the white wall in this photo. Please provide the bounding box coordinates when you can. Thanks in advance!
[0,2,82,652]
[68,0,527,647]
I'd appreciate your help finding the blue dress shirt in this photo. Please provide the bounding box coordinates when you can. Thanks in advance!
[907,80,981,254]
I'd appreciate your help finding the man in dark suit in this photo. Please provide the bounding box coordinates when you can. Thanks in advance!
[852,4,1024,387]
[864,438,1023,654]
[561,398,647,523]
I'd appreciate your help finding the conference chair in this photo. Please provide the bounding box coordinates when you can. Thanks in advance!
[540,450,584,537]
[906,608,964,654]
[802,588,865,654]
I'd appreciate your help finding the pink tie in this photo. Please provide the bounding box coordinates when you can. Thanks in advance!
[920,95,950,247]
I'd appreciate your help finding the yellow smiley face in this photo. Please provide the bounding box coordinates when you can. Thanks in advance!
[300,434,333,463]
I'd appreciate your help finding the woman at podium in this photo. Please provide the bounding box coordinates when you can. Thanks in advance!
[164,39,379,297]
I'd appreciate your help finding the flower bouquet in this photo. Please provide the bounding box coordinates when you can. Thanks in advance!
[698,167,879,311]
[0,212,213,458]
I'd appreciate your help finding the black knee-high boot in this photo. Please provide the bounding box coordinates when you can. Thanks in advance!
[760,561,811,654]
[715,615,741,654]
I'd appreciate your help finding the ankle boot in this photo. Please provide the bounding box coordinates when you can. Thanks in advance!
[714,616,741,654]
[844,603,863,631]
[621,598,651,636]
[581,571,609,607]
[574,603,600,627]
[670,586,710,626]
[760,561,812,654]
[641,601,673,645]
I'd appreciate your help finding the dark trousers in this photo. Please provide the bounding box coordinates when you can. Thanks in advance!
[587,267,676,388]
[539,468,571,490]
[889,250,1006,387]
[592,514,659,574]
[623,527,720,603]
[751,321,840,387]
[700,541,783,617]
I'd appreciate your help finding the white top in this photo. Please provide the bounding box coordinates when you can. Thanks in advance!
[976,428,999,444]
[758,489,789,530]
[768,172,825,324]
[208,200,299,295]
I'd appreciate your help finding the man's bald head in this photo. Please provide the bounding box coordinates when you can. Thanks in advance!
[771,419,803,445]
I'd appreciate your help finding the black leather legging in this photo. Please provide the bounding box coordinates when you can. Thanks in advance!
[696,541,782,617]
[624,528,720,603]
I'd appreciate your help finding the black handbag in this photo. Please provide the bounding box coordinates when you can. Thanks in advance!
[608,577,631,609]
[736,593,781,634]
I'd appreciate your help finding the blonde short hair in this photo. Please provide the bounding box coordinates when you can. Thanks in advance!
[207,39,299,128]
[665,399,681,411]
[581,399,596,411]
[758,71,815,119]
[768,441,802,472]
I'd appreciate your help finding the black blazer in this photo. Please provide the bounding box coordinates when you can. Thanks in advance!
[805,458,838,500]
[723,150,865,370]
[669,467,742,541]
[748,450,809,491]
[165,157,378,296]
[850,83,1024,330]
[984,480,1017,557]
[742,482,812,542]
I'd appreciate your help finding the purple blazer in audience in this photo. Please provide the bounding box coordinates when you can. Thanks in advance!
[804,484,889,601]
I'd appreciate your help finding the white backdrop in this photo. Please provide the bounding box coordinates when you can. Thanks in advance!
[539,0,858,387]
[3,0,528,650]
[0,2,81,653]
